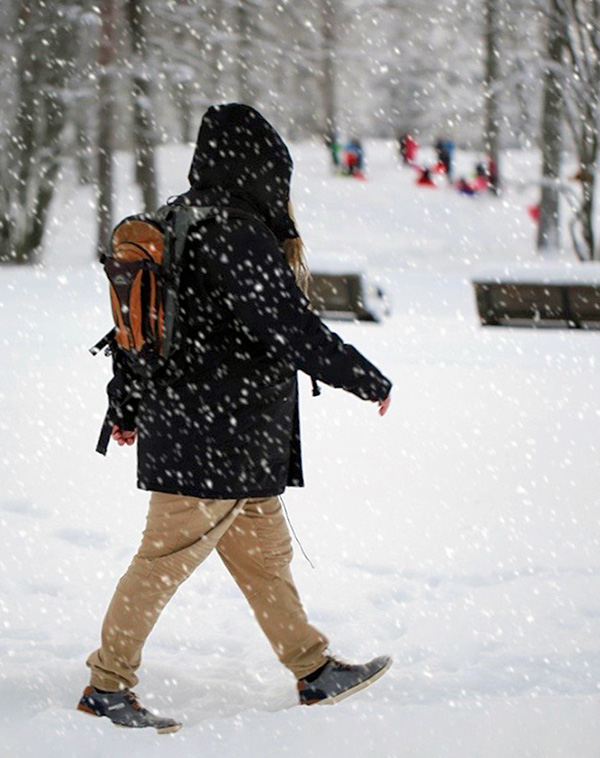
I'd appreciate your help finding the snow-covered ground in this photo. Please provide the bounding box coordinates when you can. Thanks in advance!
[2,140,600,757]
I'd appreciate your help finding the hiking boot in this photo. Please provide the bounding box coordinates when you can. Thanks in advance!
[298,655,392,706]
[77,686,182,734]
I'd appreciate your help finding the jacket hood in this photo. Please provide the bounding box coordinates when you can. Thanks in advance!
[188,103,298,241]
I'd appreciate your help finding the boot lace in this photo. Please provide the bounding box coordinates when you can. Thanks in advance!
[124,691,144,712]
[328,656,354,671]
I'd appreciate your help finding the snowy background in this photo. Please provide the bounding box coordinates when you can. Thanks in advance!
[2,141,600,756]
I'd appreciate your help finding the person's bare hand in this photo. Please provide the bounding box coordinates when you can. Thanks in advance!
[378,394,391,417]
[112,424,137,446]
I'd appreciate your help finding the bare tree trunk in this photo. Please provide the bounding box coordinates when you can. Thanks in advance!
[208,0,223,105]
[321,0,337,141]
[97,0,117,259]
[12,78,63,261]
[13,6,39,256]
[168,1,195,143]
[558,0,600,260]
[22,84,66,257]
[75,8,96,186]
[236,1,253,104]
[537,0,565,253]
[579,11,600,261]
[177,80,194,144]
[484,0,501,194]
[76,112,95,186]
[171,58,194,144]
[0,2,75,264]
[513,58,531,147]
[574,116,598,260]
[125,0,158,213]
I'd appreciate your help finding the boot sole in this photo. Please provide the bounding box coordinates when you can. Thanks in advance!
[77,702,182,734]
[115,722,183,734]
[156,723,183,735]
[311,656,393,706]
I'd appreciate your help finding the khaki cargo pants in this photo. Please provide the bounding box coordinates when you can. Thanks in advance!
[86,493,328,691]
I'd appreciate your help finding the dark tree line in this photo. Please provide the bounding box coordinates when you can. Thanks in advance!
[0,3,78,264]
[1,0,599,263]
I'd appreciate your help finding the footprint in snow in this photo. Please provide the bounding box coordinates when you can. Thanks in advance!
[0,499,49,518]
[54,528,109,549]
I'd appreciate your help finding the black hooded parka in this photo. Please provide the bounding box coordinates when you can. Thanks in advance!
[123,104,391,499]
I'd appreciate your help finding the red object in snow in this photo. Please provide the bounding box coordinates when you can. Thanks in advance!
[527,204,540,223]
[472,176,488,192]
[417,168,436,187]
[346,152,358,169]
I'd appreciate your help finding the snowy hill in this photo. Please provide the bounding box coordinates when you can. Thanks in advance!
[1,140,599,757]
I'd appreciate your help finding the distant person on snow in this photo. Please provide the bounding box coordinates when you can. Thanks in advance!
[398,133,419,166]
[486,156,499,195]
[324,130,341,171]
[398,132,408,163]
[344,137,365,177]
[398,132,418,165]
[434,138,454,182]
[471,160,499,193]
[472,162,489,192]
[456,163,492,195]
[77,103,392,733]
[455,176,477,195]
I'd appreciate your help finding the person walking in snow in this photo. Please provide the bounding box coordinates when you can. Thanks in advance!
[78,103,393,733]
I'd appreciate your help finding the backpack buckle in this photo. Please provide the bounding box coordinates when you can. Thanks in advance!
[90,328,116,356]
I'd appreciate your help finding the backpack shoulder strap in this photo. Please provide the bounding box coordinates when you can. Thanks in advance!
[96,414,112,456]
[226,207,283,247]
[158,203,216,267]
[160,204,218,358]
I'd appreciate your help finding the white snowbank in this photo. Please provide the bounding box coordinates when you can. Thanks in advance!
[1,140,599,757]
[473,261,600,285]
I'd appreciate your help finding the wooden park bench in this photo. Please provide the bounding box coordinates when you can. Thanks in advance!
[308,272,389,322]
[473,275,600,329]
